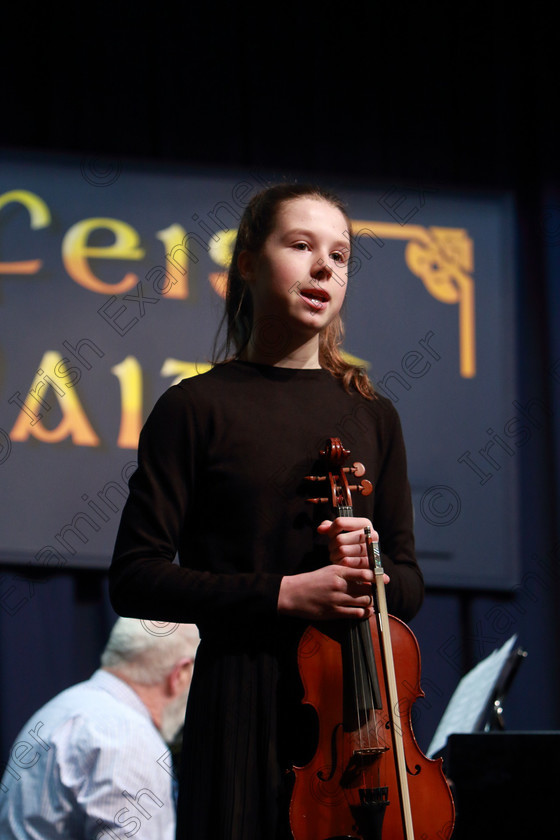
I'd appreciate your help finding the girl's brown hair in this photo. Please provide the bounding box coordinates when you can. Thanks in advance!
[212,183,375,399]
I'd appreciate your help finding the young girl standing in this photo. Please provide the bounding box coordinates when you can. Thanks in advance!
[109,183,424,839]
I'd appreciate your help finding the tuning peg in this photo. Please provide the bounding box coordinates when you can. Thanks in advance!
[348,479,373,497]
[342,462,366,477]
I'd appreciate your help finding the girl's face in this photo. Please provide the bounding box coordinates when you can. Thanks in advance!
[239,197,350,345]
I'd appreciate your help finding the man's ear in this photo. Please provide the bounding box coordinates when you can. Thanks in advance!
[167,657,193,697]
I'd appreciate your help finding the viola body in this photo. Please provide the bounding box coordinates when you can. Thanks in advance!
[290,614,455,840]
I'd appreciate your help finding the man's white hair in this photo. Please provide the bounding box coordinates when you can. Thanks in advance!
[100,618,200,686]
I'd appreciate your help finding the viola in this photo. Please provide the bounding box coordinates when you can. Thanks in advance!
[289,438,455,840]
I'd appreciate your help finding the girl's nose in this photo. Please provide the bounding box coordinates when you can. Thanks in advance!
[312,257,333,279]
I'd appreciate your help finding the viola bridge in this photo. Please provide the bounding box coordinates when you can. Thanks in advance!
[339,747,389,788]
[354,747,389,762]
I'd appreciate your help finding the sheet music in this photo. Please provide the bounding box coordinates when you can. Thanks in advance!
[427,633,518,758]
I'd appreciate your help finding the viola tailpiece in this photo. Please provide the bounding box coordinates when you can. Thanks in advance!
[289,437,455,840]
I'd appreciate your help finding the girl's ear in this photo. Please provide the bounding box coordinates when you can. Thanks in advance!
[237,249,254,283]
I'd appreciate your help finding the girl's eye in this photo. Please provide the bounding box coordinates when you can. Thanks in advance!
[293,242,309,250]
[331,250,349,264]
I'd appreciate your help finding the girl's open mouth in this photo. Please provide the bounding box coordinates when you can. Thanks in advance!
[299,288,330,310]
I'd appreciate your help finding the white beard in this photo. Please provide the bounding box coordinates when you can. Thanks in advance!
[159,689,189,743]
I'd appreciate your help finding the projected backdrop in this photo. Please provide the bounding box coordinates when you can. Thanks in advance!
[0,152,518,591]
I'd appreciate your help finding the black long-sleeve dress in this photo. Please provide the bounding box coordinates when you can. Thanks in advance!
[109,360,424,839]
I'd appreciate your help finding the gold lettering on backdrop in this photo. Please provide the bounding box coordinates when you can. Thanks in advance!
[109,357,213,449]
[155,225,189,298]
[160,359,213,386]
[2,191,482,457]
[0,190,51,276]
[10,352,100,446]
[8,354,214,451]
[207,229,238,298]
[62,218,145,295]
[0,196,476,380]
[110,356,143,449]
[351,221,476,378]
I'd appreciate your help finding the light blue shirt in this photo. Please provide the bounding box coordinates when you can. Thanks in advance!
[0,670,177,839]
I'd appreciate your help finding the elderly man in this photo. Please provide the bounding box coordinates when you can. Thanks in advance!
[0,618,199,839]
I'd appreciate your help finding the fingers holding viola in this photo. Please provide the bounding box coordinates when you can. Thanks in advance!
[278,564,374,621]
[317,517,379,567]
[319,516,377,537]
[319,565,375,619]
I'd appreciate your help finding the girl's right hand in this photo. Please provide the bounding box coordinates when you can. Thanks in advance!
[277,564,374,621]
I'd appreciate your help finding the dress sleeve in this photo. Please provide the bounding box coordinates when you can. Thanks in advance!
[372,400,424,623]
[109,386,282,628]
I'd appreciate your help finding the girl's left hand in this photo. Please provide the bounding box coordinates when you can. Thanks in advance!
[317,517,390,583]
